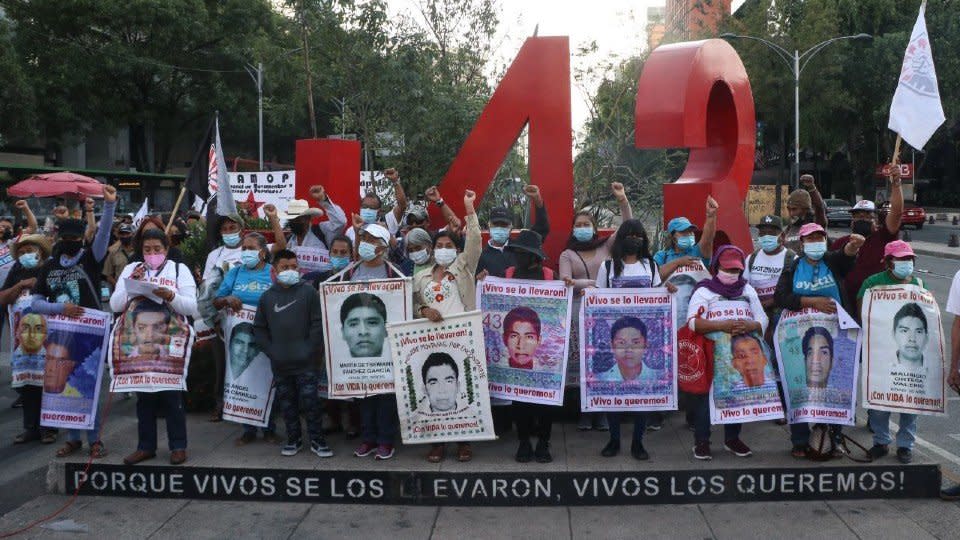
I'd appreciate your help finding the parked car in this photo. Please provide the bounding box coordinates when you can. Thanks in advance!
[878,200,926,229]
[825,198,852,228]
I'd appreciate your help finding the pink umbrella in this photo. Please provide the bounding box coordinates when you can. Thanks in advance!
[8,172,105,200]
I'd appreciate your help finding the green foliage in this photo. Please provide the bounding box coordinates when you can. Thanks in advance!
[180,221,208,276]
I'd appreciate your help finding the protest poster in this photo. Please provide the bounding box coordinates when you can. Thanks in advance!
[320,277,412,398]
[0,240,15,289]
[709,331,784,424]
[9,293,44,388]
[476,276,573,405]
[228,170,296,217]
[222,305,275,427]
[665,260,711,331]
[387,311,496,444]
[862,285,946,416]
[39,309,111,430]
[579,288,677,412]
[108,297,195,392]
[293,246,331,275]
[774,305,861,425]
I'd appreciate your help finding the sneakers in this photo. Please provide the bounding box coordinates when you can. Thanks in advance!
[868,444,889,460]
[724,438,753,457]
[601,439,620,458]
[311,439,334,458]
[534,439,552,463]
[631,441,650,461]
[353,441,377,457]
[516,440,533,463]
[374,445,395,460]
[593,415,609,432]
[281,440,303,457]
[693,441,712,460]
[577,415,593,431]
[941,484,960,501]
[647,421,663,432]
[896,447,913,464]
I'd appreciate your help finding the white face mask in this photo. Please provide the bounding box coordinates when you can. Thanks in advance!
[434,248,458,266]
[409,249,431,265]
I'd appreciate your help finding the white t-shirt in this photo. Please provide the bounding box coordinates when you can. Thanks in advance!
[742,248,793,301]
[686,284,769,334]
[110,260,199,318]
[946,269,960,316]
[595,259,662,289]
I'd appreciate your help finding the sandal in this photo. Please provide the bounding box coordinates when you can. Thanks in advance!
[790,445,809,459]
[208,404,223,422]
[40,431,57,444]
[56,441,83,458]
[14,431,40,444]
[89,441,108,459]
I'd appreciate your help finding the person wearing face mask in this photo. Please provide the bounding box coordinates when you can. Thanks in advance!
[830,167,904,316]
[403,227,434,277]
[110,228,198,465]
[413,190,482,463]
[103,224,136,292]
[284,185,347,271]
[475,184,550,280]
[213,232,278,445]
[0,200,38,287]
[30,185,117,460]
[654,196,719,281]
[857,240,924,464]
[774,222,864,459]
[686,245,768,460]
[129,217,184,265]
[559,182,631,433]
[781,175,828,254]
[345,168,408,240]
[1,234,55,445]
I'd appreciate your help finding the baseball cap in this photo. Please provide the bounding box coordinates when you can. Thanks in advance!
[667,217,696,234]
[488,207,512,225]
[406,205,429,223]
[852,200,876,212]
[362,223,391,245]
[883,240,915,259]
[757,214,784,230]
[717,249,745,270]
[798,223,825,238]
[118,224,134,234]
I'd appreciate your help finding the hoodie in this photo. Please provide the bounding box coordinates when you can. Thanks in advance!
[253,280,323,376]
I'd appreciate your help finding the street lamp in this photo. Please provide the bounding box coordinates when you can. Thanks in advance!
[244,48,305,170]
[720,32,872,187]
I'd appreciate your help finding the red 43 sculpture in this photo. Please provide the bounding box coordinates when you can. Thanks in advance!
[296,37,756,259]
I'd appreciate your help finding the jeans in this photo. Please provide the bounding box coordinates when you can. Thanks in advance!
[16,386,42,433]
[67,401,103,445]
[607,412,646,443]
[359,394,397,446]
[276,371,323,444]
[868,410,917,450]
[689,393,741,444]
[137,391,187,452]
[790,422,844,447]
[513,401,553,442]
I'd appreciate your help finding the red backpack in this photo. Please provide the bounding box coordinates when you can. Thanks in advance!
[677,306,714,395]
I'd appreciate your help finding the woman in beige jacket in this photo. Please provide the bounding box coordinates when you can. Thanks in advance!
[412,189,481,462]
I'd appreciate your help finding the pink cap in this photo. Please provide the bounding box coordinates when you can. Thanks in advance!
[798,223,825,238]
[717,249,744,270]
[883,240,915,259]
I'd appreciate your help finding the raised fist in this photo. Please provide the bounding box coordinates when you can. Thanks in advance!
[102,185,117,203]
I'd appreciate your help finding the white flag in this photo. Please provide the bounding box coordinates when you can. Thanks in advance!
[888,0,945,150]
[131,198,148,230]
[209,117,237,217]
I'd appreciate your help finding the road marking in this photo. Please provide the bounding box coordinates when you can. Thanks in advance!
[893,420,960,468]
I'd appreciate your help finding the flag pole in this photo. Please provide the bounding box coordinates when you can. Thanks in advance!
[165,186,187,234]
[892,133,904,165]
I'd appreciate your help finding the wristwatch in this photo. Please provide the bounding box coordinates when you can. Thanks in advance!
[435,199,445,208]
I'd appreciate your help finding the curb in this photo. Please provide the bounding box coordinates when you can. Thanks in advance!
[913,247,960,261]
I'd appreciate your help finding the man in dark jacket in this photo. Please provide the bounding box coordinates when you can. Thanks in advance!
[253,249,331,459]
[476,184,549,279]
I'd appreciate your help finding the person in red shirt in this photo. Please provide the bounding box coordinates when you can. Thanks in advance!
[829,166,903,315]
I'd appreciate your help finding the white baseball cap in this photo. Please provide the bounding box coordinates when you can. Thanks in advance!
[362,223,391,245]
[852,200,876,212]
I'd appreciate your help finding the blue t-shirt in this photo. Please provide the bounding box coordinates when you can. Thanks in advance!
[791,259,842,304]
[217,264,274,306]
[653,245,706,266]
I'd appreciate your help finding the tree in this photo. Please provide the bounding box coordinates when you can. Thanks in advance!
[0,17,36,146]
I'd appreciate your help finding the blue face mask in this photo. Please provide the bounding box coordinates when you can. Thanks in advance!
[677,234,695,250]
[330,256,351,271]
[892,260,914,280]
[240,250,260,269]
[489,227,510,244]
[277,270,300,286]
[573,226,595,242]
[759,235,781,252]
[18,252,39,269]
[803,241,827,261]
[358,241,379,262]
[360,208,379,224]
[222,232,241,247]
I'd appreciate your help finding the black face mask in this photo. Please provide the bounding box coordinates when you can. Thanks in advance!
[622,237,644,255]
[515,251,540,270]
[120,237,132,246]
[289,221,307,235]
[60,240,83,256]
[1,229,12,241]
[851,219,874,238]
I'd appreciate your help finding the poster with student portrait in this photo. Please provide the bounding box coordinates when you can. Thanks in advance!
[387,311,496,444]
[709,332,784,424]
[39,309,111,430]
[320,277,412,398]
[476,277,573,405]
[862,285,946,416]
[579,288,677,412]
[665,260,711,331]
[774,305,861,425]
[108,297,195,392]
[9,293,44,388]
[222,305,275,427]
